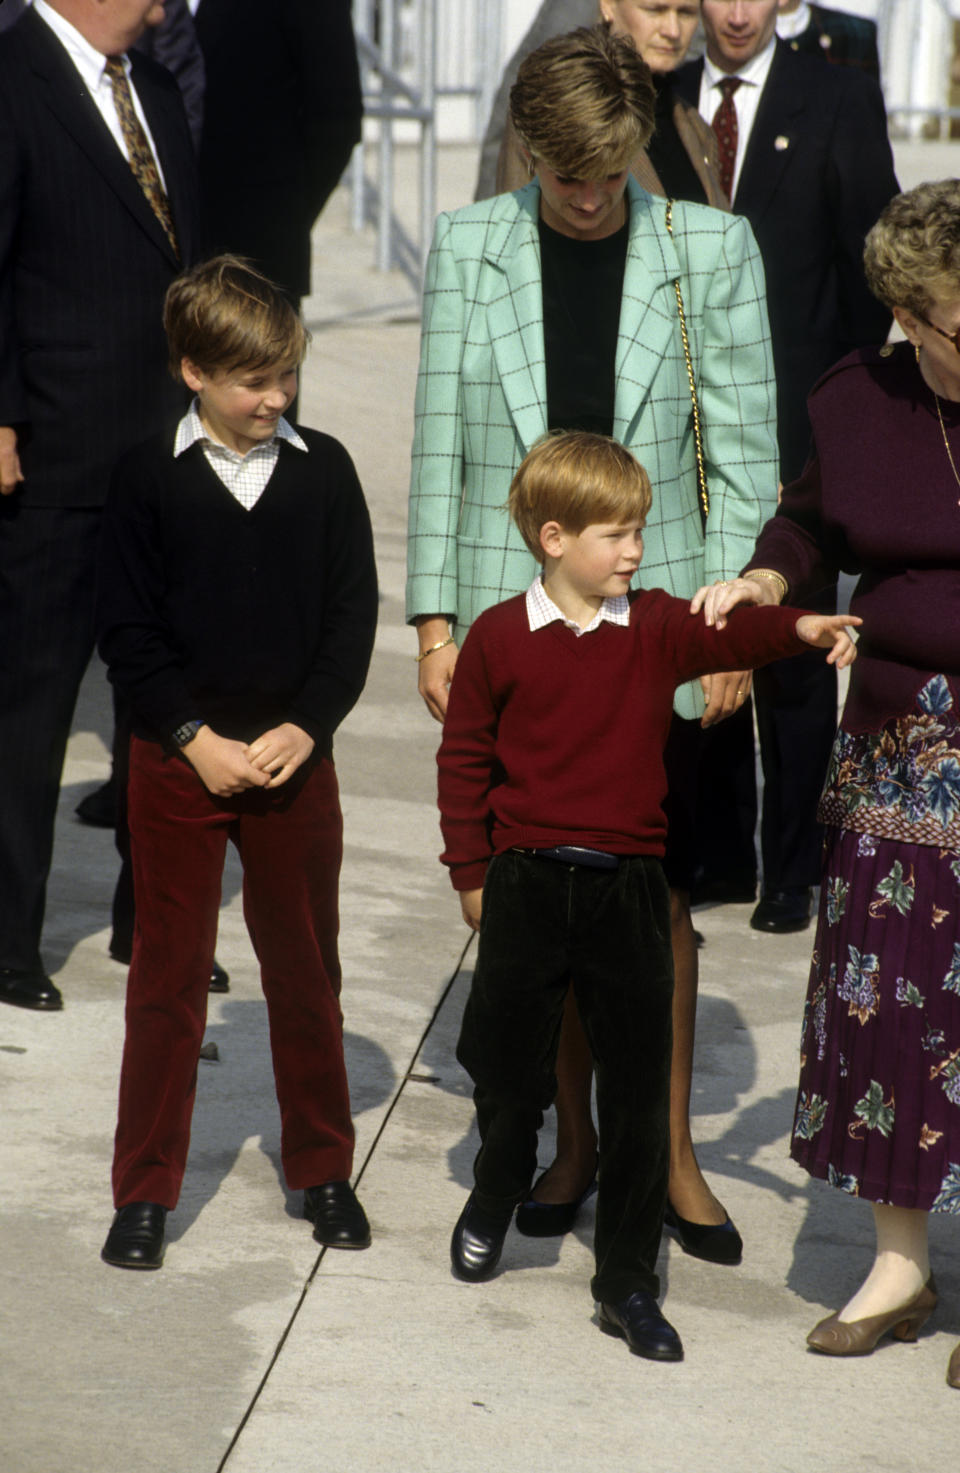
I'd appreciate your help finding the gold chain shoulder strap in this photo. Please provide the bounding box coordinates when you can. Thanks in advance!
[665,199,709,529]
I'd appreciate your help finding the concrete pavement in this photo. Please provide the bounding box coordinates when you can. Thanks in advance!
[1,142,958,1473]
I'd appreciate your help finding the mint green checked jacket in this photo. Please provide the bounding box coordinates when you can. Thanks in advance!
[406,178,779,720]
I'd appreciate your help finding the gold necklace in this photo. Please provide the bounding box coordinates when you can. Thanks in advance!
[918,344,960,506]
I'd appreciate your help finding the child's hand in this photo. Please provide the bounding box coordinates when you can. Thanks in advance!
[459,889,482,931]
[690,574,781,630]
[245,723,315,787]
[795,613,863,668]
[182,726,270,796]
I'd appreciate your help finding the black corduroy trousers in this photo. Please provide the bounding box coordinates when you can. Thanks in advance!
[456,848,674,1302]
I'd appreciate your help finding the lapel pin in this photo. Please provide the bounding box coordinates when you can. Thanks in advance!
[774,135,790,152]
[820,34,833,50]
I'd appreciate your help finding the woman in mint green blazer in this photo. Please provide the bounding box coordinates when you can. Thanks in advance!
[407,26,779,1261]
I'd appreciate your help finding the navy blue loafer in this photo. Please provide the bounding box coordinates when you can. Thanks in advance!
[599,1292,684,1361]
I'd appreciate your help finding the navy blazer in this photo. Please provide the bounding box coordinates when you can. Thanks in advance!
[0,8,200,506]
[675,41,898,480]
[194,0,362,300]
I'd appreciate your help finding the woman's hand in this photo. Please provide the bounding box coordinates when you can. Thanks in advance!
[699,669,753,728]
[415,615,459,722]
[459,888,482,931]
[795,613,862,669]
[690,574,781,630]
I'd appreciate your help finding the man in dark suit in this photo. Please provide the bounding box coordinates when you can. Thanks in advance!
[777,1,880,76]
[0,0,199,1010]
[193,0,362,307]
[675,0,898,933]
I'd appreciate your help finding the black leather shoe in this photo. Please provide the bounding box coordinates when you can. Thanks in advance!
[750,887,812,933]
[101,1202,167,1269]
[664,1202,743,1265]
[0,967,63,1011]
[599,1292,684,1361]
[75,777,119,829]
[303,1180,371,1249]
[515,1163,598,1238]
[450,1192,513,1281]
[208,960,230,993]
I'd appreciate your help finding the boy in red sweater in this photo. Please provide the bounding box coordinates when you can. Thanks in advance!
[438,431,858,1360]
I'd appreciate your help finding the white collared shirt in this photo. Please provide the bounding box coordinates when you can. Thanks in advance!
[525,577,630,638]
[33,0,168,188]
[777,4,813,42]
[698,36,778,204]
[174,400,309,509]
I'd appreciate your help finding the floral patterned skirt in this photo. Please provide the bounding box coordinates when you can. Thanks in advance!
[790,677,960,1215]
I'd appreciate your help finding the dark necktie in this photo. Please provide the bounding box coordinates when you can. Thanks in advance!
[711,76,743,202]
[104,55,179,258]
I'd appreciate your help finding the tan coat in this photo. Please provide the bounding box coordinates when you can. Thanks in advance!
[495,96,729,211]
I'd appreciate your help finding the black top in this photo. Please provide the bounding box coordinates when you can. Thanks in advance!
[539,216,629,437]
[646,74,708,207]
[97,427,378,753]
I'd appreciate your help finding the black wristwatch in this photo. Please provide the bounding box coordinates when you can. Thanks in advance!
[171,719,205,748]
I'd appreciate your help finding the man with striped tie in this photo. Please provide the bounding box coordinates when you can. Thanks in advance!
[0,0,199,1010]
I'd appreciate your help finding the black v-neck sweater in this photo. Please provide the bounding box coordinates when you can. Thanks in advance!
[97,427,378,751]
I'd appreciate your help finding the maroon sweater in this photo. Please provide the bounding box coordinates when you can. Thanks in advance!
[438,589,811,890]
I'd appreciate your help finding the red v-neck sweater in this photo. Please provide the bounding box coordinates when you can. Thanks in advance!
[437,589,812,890]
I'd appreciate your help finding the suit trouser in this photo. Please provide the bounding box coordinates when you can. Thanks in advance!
[753,648,838,890]
[457,850,674,1303]
[111,737,355,1208]
[0,502,102,971]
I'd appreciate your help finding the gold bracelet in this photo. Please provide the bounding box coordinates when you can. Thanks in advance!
[415,636,455,664]
[744,568,788,603]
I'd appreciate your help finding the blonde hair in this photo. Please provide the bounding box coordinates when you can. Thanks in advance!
[509,431,653,559]
[163,255,309,378]
[509,25,655,180]
[864,180,960,317]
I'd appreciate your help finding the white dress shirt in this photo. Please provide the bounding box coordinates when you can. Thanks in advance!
[33,0,168,188]
[698,36,778,204]
[525,577,630,638]
[174,400,309,509]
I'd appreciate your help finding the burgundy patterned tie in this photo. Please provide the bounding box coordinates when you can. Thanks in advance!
[104,55,179,258]
[711,76,743,202]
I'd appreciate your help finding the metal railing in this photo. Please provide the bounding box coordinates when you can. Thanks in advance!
[348,0,503,280]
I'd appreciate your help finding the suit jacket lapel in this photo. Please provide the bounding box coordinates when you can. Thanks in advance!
[733,44,804,220]
[485,184,549,454]
[23,10,179,264]
[614,181,677,443]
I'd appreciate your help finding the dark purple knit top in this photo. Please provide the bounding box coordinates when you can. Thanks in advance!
[751,341,960,732]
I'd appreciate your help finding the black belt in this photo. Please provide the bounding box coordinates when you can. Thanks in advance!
[516,845,620,871]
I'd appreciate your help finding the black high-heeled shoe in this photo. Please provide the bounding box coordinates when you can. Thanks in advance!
[515,1161,598,1238]
[663,1201,743,1265]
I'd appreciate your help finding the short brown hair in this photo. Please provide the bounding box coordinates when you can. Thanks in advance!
[864,180,960,317]
[163,254,309,378]
[508,431,652,559]
[509,25,655,179]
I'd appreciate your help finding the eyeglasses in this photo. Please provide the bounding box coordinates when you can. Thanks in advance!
[917,311,960,355]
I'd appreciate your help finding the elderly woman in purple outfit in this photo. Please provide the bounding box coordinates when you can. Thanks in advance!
[696,181,960,1392]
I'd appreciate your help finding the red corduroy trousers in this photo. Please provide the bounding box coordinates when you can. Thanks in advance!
[111,736,355,1209]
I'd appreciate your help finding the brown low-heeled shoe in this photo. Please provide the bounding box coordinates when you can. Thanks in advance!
[948,1340,960,1390]
[806,1276,937,1357]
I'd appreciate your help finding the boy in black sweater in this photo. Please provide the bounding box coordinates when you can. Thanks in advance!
[98,256,378,1270]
